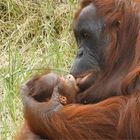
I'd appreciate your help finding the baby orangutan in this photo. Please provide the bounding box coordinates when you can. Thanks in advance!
[16,73,79,139]
[25,72,79,104]
[26,73,78,105]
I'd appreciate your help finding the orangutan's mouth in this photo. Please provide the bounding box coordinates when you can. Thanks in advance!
[74,72,97,92]
[76,72,93,85]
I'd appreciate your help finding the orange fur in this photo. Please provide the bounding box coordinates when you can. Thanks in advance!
[17,0,140,139]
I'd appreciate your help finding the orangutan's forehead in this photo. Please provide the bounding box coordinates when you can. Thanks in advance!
[79,3,96,18]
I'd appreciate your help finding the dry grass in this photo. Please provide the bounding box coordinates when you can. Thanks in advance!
[0,0,78,139]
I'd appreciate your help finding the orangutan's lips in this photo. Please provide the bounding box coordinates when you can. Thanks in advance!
[76,73,93,85]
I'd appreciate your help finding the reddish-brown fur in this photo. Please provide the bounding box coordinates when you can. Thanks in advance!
[16,73,79,139]
[16,0,140,139]
[17,89,140,139]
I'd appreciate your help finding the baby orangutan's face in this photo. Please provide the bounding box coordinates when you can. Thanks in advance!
[58,74,79,104]
[22,73,79,104]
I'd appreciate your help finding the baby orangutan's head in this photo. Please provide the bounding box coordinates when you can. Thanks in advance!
[23,73,79,104]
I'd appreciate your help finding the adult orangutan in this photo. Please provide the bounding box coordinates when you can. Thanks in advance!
[17,0,140,139]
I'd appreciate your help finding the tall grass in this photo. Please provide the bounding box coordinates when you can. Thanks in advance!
[0,0,78,139]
